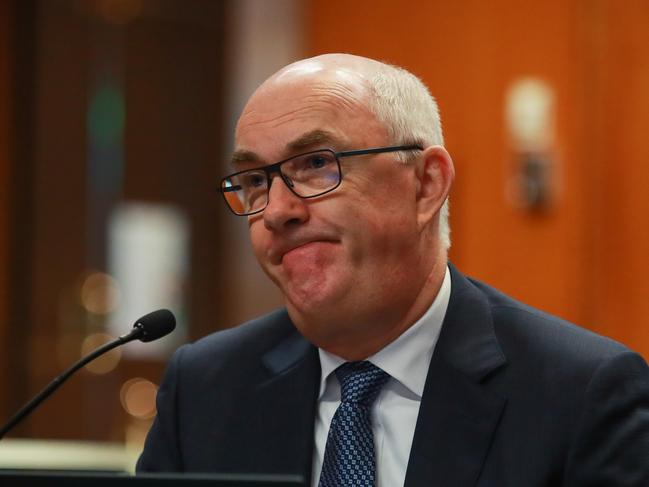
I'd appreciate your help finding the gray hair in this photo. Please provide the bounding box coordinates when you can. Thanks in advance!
[365,63,451,250]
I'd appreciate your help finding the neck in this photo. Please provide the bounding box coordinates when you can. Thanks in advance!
[302,254,448,361]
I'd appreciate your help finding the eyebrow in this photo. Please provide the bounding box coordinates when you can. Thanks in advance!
[286,129,339,153]
[230,129,342,169]
[230,149,261,168]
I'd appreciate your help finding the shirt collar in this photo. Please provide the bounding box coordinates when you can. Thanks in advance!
[317,266,451,399]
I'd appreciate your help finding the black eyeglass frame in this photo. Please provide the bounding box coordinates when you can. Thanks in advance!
[219,144,423,216]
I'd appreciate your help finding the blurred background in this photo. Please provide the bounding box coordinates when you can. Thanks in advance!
[0,0,648,472]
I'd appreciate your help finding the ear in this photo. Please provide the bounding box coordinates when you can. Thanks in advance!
[414,145,455,230]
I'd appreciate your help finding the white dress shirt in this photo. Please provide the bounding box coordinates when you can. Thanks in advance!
[311,266,451,487]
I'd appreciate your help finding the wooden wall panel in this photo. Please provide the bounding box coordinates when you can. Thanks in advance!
[7,0,228,442]
[0,0,11,421]
[304,0,649,356]
[26,0,91,439]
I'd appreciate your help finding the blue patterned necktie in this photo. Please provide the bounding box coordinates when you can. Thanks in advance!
[318,361,390,487]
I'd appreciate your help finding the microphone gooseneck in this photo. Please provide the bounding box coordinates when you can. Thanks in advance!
[0,309,176,440]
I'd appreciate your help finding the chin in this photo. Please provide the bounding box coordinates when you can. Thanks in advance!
[283,276,347,318]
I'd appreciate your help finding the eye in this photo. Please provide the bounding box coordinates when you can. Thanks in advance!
[307,155,328,169]
[302,152,336,171]
[285,151,337,183]
[243,172,265,188]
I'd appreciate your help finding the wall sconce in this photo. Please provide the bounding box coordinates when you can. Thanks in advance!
[505,78,556,211]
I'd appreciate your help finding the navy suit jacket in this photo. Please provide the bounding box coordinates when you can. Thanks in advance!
[137,265,649,486]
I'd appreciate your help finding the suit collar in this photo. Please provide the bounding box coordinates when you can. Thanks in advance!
[404,263,508,487]
[254,319,319,484]
[258,263,506,380]
[435,263,507,381]
[261,321,315,375]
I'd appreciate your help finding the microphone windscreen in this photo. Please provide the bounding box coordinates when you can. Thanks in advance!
[133,309,176,342]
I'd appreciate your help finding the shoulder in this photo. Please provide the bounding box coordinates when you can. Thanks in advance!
[445,272,649,482]
[470,277,630,363]
[187,308,295,358]
[461,276,648,398]
[167,308,299,385]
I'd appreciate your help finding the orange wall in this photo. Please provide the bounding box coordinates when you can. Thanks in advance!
[305,0,649,357]
[590,1,649,352]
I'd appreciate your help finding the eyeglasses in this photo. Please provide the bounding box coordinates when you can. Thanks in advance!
[219,144,423,216]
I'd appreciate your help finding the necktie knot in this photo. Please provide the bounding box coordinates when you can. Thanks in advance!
[335,361,389,406]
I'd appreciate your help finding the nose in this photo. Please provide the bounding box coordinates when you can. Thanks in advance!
[262,175,309,231]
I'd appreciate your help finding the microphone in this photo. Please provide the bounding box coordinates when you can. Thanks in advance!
[128,309,176,342]
[0,309,176,440]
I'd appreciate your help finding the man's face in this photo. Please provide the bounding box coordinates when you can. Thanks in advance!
[234,71,431,349]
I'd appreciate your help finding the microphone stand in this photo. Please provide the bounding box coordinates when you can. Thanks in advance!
[0,327,143,440]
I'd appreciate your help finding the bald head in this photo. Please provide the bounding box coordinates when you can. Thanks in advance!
[239,53,444,156]
[237,55,375,142]
[272,53,381,82]
[236,53,451,249]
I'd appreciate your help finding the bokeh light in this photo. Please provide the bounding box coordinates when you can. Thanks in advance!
[120,378,157,420]
[81,333,122,374]
[81,272,121,315]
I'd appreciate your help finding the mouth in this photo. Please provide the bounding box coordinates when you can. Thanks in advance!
[284,240,327,257]
[273,239,338,264]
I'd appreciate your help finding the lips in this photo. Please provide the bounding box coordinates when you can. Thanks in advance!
[282,240,330,260]
[269,237,338,264]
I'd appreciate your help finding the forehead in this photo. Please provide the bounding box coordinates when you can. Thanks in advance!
[233,76,388,167]
[231,129,340,168]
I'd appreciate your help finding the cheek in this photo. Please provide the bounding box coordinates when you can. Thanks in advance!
[248,222,271,267]
[344,194,418,258]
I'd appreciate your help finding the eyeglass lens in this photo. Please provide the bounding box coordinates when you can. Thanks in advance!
[221,150,341,215]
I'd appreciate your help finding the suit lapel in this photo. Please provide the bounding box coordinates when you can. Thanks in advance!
[404,264,508,487]
[251,327,320,483]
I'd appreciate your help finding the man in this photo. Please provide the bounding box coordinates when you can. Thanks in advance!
[138,54,649,486]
